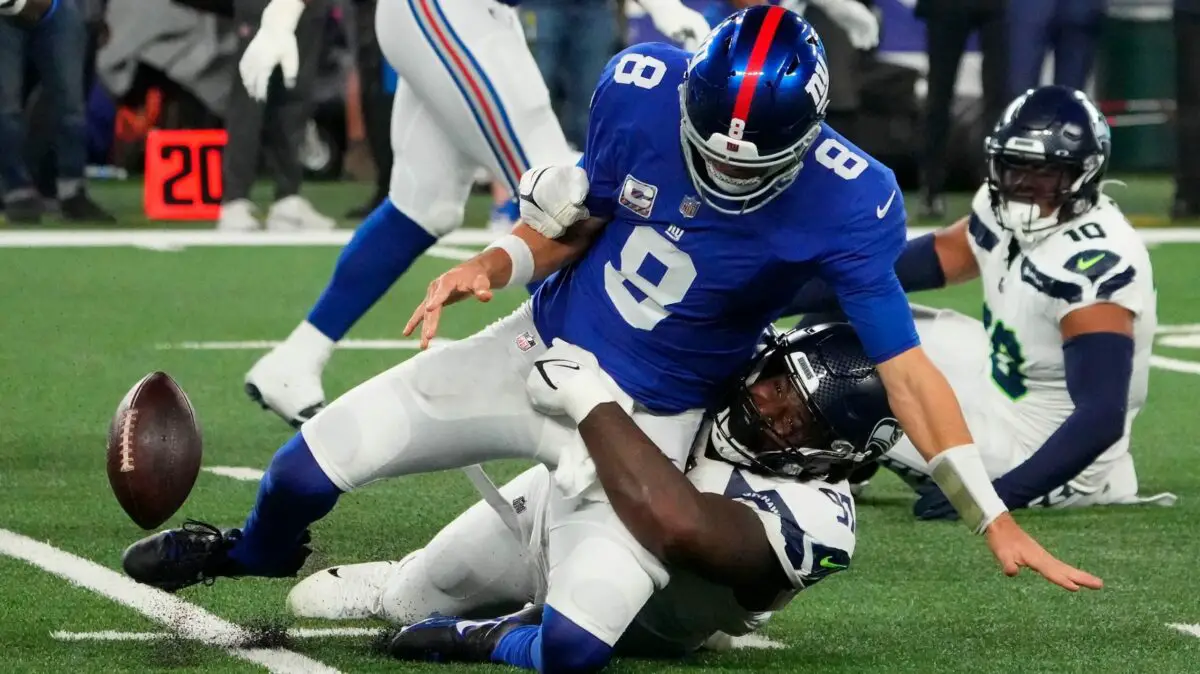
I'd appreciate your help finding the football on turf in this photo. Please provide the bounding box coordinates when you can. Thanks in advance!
[106,371,203,529]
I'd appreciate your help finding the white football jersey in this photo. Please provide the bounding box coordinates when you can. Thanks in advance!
[964,185,1157,500]
[627,426,857,652]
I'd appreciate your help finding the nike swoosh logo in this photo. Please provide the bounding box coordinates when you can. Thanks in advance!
[876,190,896,219]
[1076,253,1106,271]
[534,359,581,390]
[819,556,847,570]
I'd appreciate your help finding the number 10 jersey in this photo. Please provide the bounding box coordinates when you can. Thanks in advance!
[964,184,1157,491]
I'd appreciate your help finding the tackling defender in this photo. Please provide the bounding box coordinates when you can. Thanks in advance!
[123,12,1099,674]
[287,324,898,668]
[789,85,1173,516]
[236,0,712,428]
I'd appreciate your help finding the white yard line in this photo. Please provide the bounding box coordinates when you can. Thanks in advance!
[203,466,265,482]
[0,229,499,248]
[2,227,1199,250]
[0,528,342,674]
[156,338,455,351]
[53,627,380,642]
[1167,623,1200,639]
[1149,355,1200,376]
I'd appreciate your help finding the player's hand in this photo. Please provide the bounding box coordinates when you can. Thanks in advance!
[642,0,711,51]
[238,0,306,101]
[526,339,615,423]
[518,165,590,239]
[820,0,880,51]
[984,513,1104,592]
[913,482,960,521]
[403,260,493,349]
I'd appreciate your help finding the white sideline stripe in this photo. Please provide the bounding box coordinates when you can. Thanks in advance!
[1168,623,1200,639]
[0,229,499,248]
[52,627,380,642]
[156,338,456,351]
[0,528,341,674]
[1156,324,1200,334]
[204,466,265,482]
[3,227,1200,250]
[1149,355,1200,376]
[426,244,477,261]
[1156,334,1200,349]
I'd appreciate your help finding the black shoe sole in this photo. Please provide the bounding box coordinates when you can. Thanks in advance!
[244,382,324,430]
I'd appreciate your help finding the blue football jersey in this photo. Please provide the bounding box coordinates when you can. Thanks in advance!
[532,43,917,413]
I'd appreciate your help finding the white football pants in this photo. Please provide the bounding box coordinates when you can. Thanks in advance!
[375,0,576,237]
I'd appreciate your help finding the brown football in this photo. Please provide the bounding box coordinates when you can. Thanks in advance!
[106,372,203,530]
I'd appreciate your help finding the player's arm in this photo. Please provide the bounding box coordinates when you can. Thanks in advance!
[785,217,977,315]
[1,0,55,22]
[991,273,1137,508]
[823,192,1101,591]
[577,405,792,610]
[404,218,606,348]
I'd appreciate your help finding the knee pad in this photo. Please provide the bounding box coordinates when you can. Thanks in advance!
[540,605,613,674]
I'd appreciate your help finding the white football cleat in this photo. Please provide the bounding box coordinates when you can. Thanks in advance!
[217,199,262,231]
[245,322,332,428]
[266,195,337,231]
[288,558,412,620]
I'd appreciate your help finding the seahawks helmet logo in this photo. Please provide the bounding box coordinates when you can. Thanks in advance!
[865,418,903,456]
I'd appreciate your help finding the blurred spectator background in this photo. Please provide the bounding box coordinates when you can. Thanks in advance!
[0,0,1190,225]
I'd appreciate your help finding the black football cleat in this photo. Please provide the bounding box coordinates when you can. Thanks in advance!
[122,520,311,592]
[388,603,543,664]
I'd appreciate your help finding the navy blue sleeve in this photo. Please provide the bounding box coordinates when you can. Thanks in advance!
[818,195,919,364]
[992,331,1134,508]
[785,232,947,316]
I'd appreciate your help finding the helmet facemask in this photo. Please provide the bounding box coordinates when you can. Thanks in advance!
[679,85,823,216]
[988,148,1097,246]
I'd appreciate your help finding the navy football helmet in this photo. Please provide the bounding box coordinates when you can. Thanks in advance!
[680,6,830,214]
[985,85,1112,245]
[709,323,902,482]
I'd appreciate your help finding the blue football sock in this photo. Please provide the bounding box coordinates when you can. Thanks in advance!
[491,624,541,670]
[228,433,341,575]
[491,605,612,673]
[306,200,437,341]
[499,198,520,221]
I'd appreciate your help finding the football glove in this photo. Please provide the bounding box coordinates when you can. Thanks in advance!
[809,0,879,51]
[637,0,711,51]
[517,165,590,240]
[526,339,631,424]
[239,0,306,101]
[0,0,29,17]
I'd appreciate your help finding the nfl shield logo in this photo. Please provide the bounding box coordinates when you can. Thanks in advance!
[515,331,537,352]
[679,196,700,219]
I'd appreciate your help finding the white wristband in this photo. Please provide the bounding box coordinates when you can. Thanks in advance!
[261,0,306,33]
[0,0,29,16]
[485,234,535,289]
[928,444,1009,534]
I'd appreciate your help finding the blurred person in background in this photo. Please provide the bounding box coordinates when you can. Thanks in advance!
[0,0,115,223]
[218,0,336,231]
[1007,0,1104,97]
[915,0,1007,220]
[345,0,392,219]
[234,0,711,428]
[1174,0,1200,219]
[523,0,617,151]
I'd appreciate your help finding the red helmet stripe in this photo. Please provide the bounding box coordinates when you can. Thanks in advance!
[730,6,787,127]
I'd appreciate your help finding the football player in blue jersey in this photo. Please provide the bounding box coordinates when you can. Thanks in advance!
[284,324,897,668]
[231,0,709,428]
[123,10,1101,674]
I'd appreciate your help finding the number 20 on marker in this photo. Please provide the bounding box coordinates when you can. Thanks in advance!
[143,129,227,221]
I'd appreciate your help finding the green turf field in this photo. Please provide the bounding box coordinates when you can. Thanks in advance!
[1,178,1199,673]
